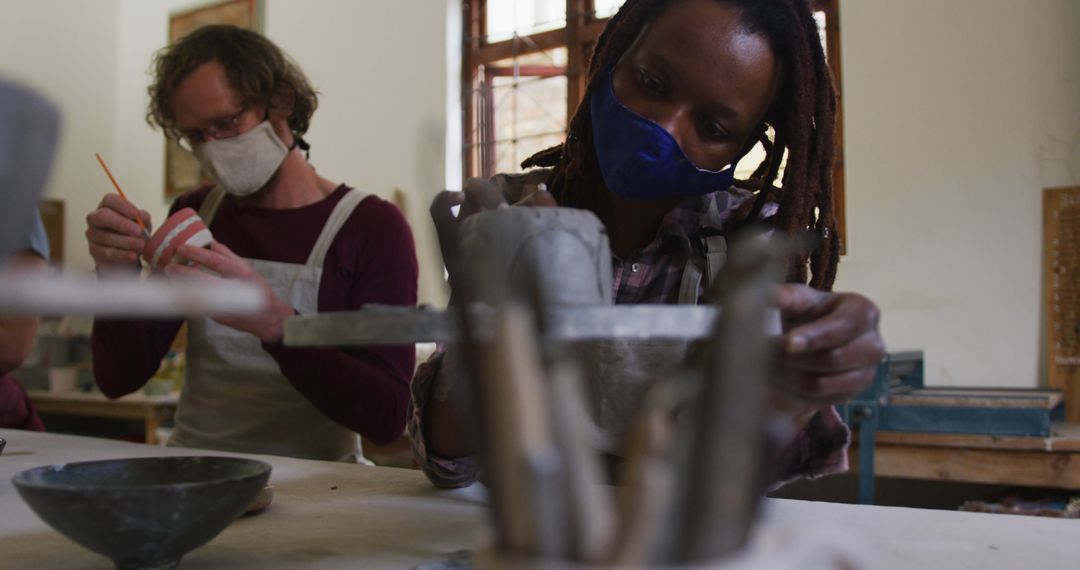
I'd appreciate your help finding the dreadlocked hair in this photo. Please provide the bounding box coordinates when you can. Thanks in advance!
[521,0,839,290]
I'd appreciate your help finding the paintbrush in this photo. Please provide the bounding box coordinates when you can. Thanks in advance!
[95,153,150,240]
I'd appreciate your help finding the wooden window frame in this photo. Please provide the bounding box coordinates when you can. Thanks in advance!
[462,0,607,180]
[813,0,846,250]
[462,0,845,248]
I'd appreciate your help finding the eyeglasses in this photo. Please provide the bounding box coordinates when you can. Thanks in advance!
[176,108,246,151]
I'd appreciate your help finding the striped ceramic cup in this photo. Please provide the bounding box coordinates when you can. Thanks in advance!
[142,207,213,270]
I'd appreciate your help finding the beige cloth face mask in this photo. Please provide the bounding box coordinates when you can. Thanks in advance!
[193,120,289,197]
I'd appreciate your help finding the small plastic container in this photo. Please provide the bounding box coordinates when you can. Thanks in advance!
[142,207,213,270]
[47,367,77,392]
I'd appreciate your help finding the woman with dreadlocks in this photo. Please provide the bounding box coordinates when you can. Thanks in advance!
[410,0,884,488]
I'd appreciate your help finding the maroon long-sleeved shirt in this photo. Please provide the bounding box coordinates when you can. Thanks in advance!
[92,185,419,445]
[0,374,45,431]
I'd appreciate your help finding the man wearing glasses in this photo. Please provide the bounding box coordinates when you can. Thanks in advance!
[86,26,418,462]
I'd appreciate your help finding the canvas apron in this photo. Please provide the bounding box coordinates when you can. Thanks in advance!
[168,186,368,461]
[580,235,729,452]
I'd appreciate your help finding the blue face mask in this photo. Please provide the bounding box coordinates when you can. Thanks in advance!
[589,65,738,200]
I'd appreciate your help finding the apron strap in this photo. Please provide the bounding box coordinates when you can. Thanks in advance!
[677,234,728,305]
[702,234,728,296]
[305,188,369,267]
[678,256,705,305]
[197,186,229,225]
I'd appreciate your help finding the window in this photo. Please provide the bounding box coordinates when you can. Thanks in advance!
[477,48,569,176]
[462,0,613,180]
[461,0,846,246]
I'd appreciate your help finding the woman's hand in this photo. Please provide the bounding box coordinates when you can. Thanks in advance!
[771,284,885,418]
[164,242,294,343]
[430,178,506,295]
[85,194,151,271]
[430,178,557,304]
[430,178,558,266]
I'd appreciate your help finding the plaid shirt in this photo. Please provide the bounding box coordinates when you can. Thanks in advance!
[408,171,850,488]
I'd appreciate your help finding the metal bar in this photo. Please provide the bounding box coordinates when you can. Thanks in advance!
[462,0,484,180]
[855,352,890,505]
[0,273,264,317]
[857,406,878,505]
[282,305,722,347]
[566,0,586,120]
[481,67,497,178]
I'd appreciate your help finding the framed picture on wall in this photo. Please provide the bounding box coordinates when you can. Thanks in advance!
[38,198,64,265]
[164,0,261,201]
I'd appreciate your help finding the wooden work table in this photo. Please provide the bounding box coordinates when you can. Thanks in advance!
[850,422,1080,490]
[27,389,178,444]
[2,431,1078,568]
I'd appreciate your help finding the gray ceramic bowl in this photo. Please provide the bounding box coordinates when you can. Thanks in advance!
[13,456,271,570]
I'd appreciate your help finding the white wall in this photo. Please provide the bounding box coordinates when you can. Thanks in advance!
[836,0,1080,387]
[264,0,456,306]
[0,0,121,270]
[111,0,209,263]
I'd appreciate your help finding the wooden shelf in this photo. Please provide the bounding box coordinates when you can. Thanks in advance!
[28,389,178,445]
[851,423,1080,490]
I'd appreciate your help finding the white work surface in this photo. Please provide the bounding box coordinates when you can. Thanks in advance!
[1,430,1077,569]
